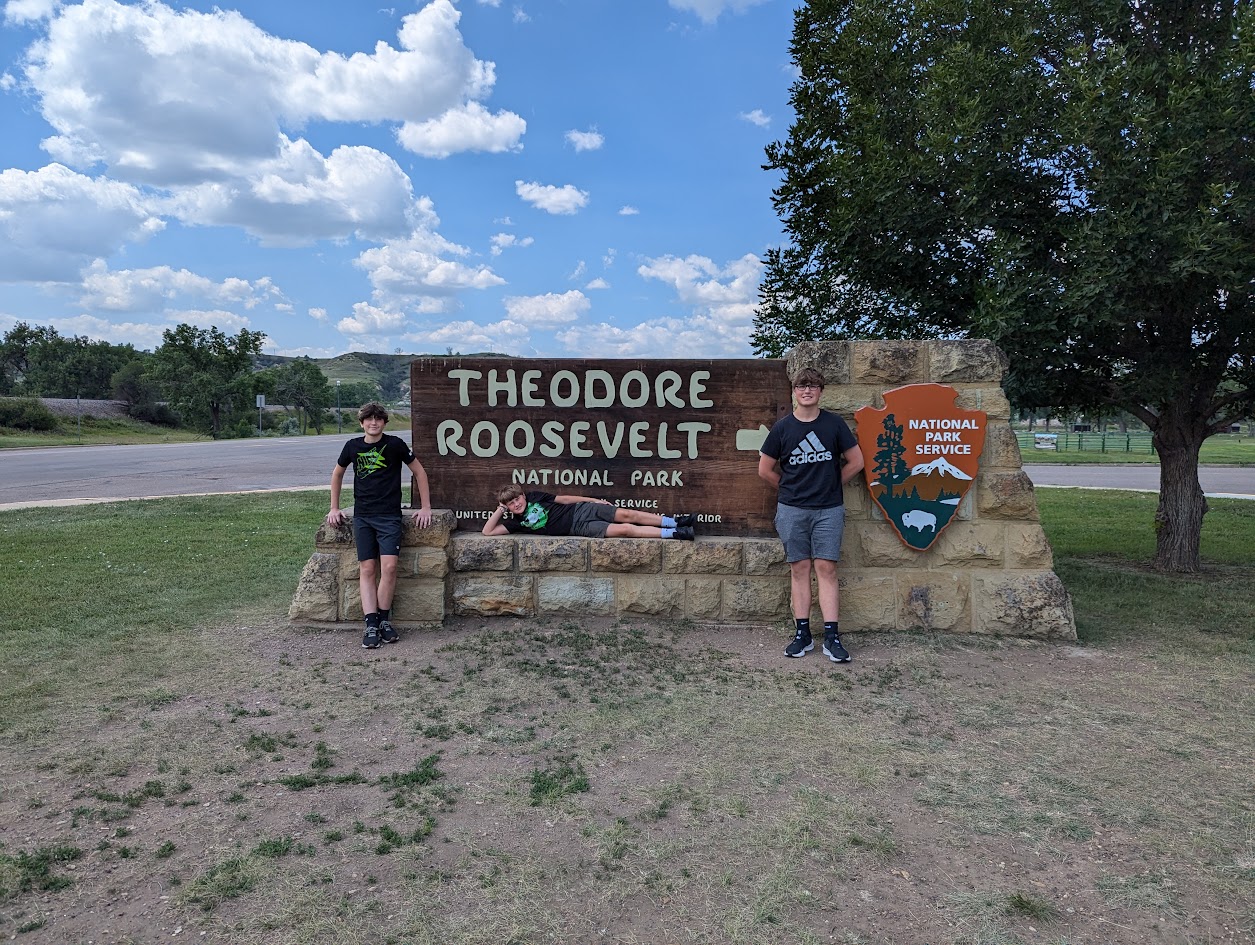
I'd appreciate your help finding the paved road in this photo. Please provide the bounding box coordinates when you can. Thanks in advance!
[0,438,1251,509]
[1022,464,1254,499]
[0,434,370,509]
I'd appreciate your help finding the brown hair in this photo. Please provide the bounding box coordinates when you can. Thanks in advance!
[357,402,389,422]
[791,367,826,389]
[496,483,525,505]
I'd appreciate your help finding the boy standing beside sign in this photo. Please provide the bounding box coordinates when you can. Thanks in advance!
[326,402,432,649]
[757,368,864,663]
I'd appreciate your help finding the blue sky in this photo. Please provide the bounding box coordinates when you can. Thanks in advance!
[0,0,797,359]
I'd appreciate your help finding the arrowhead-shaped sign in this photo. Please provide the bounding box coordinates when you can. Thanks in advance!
[854,383,987,551]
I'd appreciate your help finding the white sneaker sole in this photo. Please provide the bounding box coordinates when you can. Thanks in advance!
[822,644,850,663]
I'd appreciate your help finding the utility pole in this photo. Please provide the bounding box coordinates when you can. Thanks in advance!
[336,380,341,433]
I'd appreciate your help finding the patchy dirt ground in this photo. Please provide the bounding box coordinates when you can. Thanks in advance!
[2,617,1252,945]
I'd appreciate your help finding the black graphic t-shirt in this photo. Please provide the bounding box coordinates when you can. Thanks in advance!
[500,492,577,536]
[760,410,857,509]
[336,434,415,517]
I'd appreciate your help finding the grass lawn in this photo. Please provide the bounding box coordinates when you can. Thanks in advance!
[0,415,208,448]
[1020,432,1255,466]
[0,490,1251,944]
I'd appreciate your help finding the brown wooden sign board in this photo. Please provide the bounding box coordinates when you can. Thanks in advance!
[410,357,792,537]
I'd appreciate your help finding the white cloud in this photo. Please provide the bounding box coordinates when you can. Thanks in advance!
[638,252,762,307]
[3,0,59,25]
[309,307,328,321]
[502,290,590,326]
[13,0,525,248]
[585,278,610,290]
[355,231,506,308]
[163,308,253,332]
[568,260,587,280]
[668,0,771,24]
[739,108,771,127]
[513,8,530,24]
[165,139,421,245]
[38,313,168,349]
[556,252,763,357]
[337,301,407,335]
[26,0,522,180]
[565,129,604,152]
[475,0,501,5]
[603,249,617,268]
[0,164,162,281]
[489,232,534,256]
[78,261,284,313]
[8,307,259,349]
[515,180,589,215]
[272,344,344,358]
[556,314,753,358]
[403,318,529,354]
[397,102,527,159]
[618,206,639,216]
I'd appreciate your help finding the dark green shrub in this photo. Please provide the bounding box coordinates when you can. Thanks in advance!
[0,398,59,431]
[126,401,179,426]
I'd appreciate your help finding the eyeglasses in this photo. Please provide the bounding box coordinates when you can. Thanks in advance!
[794,384,822,391]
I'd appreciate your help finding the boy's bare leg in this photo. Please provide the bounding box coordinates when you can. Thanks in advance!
[613,509,664,526]
[375,555,400,612]
[359,558,380,615]
[789,559,814,620]
[604,523,664,538]
[813,559,840,622]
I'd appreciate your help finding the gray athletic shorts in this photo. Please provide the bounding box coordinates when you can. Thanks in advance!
[775,503,845,563]
[570,502,617,538]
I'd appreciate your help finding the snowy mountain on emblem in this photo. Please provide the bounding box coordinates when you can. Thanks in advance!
[909,456,973,480]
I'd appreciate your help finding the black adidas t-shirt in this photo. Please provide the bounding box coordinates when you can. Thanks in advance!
[760,410,857,509]
[336,433,415,517]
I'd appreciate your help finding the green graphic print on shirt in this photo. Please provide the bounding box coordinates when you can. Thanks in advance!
[356,447,387,478]
[521,501,549,531]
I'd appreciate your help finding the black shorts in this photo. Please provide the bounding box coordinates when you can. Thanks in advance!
[353,513,403,561]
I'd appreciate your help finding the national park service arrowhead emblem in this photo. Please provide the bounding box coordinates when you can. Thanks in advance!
[854,383,986,551]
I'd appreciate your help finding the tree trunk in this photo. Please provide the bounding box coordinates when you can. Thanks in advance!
[1152,412,1208,573]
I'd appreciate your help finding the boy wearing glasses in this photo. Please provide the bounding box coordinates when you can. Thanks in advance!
[757,368,864,662]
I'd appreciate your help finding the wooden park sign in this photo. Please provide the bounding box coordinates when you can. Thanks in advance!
[854,383,987,551]
[410,358,792,537]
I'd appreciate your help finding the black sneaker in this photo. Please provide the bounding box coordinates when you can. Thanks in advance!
[823,634,851,663]
[672,525,695,541]
[784,631,813,658]
[673,513,697,527]
[362,624,381,649]
[379,620,398,644]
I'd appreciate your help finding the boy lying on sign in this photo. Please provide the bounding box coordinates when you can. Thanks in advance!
[482,484,697,540]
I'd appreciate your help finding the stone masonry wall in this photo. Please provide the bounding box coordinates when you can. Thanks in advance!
[288,340,1076,639]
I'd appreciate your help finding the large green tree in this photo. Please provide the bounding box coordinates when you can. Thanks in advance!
[273,358,333,434]
[150,324,266,437]
[1,323,141,399]
[755,0,1255,572]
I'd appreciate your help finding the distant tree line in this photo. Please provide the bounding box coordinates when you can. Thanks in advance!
[0,322,384,439]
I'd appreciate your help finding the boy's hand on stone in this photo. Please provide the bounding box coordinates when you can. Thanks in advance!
[415,507,432,528]
[326,509,345,526]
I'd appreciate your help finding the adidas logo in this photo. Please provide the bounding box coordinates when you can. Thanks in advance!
[787,432,833,465]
